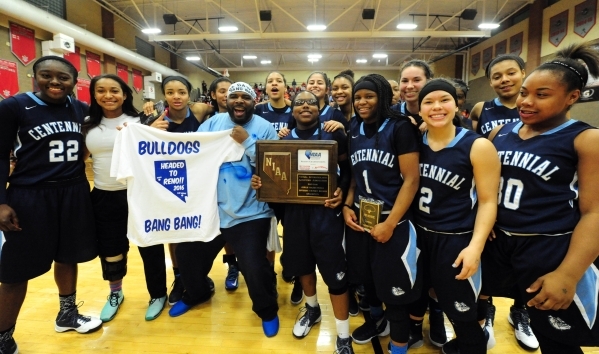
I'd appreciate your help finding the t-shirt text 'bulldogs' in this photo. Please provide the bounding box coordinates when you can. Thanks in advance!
[138,140,201,155]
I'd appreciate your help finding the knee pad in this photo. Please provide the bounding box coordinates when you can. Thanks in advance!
[328,283,348,296]
[101,255,128,281]
[386,303,410,343]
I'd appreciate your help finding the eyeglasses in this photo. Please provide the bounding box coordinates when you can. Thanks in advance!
[294,98,318,106]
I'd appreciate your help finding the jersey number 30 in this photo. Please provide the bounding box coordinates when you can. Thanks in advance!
[498,177,523,210]
[49,140,79,162]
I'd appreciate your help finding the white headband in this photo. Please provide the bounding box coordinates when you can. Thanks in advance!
[228,82,256,99]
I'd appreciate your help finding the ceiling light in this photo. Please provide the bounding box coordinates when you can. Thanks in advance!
[307,54,322,59]
[186,56,201,61]
[478,23,499,29]
[260,60,271,64]
[307,24,327,31]
[396,23,417,30]
[308,58,319,62]
[356,59,368,63]
[243,55,257,59]
[142,28,161,34]
[372,53,387,59]
[218,26,238,32]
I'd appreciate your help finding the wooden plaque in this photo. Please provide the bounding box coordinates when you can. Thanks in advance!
[256,140,337,204]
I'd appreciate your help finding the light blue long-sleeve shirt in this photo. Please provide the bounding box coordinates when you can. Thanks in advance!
[198,113,277,228]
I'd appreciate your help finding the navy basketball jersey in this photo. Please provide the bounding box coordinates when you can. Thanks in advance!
[391,102,423,125]
[4,92,87,186]
[416,128,480,232]
[493,120,594,235]
[476,98,520,138]
[166,108,200,133]
[349,118,417,213]
[255,102,294,135]
[320,105,349,132]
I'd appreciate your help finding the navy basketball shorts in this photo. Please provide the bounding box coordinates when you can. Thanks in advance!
[482,228,599,346]
[0,176,97,283]
[282,204,347,290]
[345,210,422,305]
[91,188,129,258]
[419,227,481,322]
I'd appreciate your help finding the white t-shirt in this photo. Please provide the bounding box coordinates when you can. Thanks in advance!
[110,123,244,246]
[85,114,140,191]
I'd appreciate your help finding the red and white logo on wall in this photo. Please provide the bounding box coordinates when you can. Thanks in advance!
[117,63,129,84]
[0,59,19,98]
[64,46,81,72]
[9,22,36,66]
[86,51,102,78]
[132,69,143,93]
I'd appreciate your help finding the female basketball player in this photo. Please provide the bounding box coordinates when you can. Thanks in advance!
[388,79,401,106]
[416,79,500,354]
[0,56,102,353]
[396,60,433,133]
[470,55,525,138]
[331,70,355,122]
[252,90,354,353]
[342,74,421,354]
[484,43,599,354]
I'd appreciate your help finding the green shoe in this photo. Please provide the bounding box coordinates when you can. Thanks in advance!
[100,290,124,323]
[145,296,166,321]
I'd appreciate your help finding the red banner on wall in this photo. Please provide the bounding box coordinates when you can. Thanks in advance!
[0,59,19,98]
[9,22,36,66]
[482,47,493,70]
[117,63,129,84]
[549,10,569,47]
[132,69,143,93]
[495,40,507,56]
[64,46,81,72]
[77,78,91,105]
[575,0,597,38]
[509,32,523,55]
[86,51,101,78]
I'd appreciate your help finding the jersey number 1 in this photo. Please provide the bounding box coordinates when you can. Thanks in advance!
[49,140,79,162]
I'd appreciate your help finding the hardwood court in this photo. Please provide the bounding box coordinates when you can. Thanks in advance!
[8,162,598,353]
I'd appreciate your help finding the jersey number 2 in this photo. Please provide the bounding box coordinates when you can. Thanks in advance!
[49,140,79,162]
[419,187,432,214]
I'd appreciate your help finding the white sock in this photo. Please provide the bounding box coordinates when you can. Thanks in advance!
[305,294,318,307]
[335,318,350,339]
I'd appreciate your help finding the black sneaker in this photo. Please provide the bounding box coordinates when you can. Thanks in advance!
[348,293,359,317]
[292,303,322,338]
[55,305,102,334]
[207,276,215,292]
[290,279,303,305]
[335,336,355,354]
[408,335,424,349]
[428,310,447,347]
[224,263,239,291]
[508,306,538,350]
[355,284,365,298]
[168,275,184,305]
[441,338,459,354]
[351,317,389,344]
[0,337,17,354]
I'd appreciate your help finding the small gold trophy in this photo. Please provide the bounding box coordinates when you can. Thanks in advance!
[359,199,383,232]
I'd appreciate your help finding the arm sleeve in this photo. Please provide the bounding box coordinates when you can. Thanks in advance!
[394,120,420,155]
[0,99,20,204]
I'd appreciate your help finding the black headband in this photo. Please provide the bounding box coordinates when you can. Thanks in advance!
[162,76,192,93]
[418,80,458,106]
[548,61,585,89]
[353,81,378,93]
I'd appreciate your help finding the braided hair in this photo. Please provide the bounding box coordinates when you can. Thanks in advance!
[352,74,411,149]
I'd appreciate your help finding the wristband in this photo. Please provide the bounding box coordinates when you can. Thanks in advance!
[343,204,352,209]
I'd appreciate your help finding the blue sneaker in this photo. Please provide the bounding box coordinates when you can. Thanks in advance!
[100,290,124,323]
[225,264,239,291]
[145,296,166,321]
[262,316,279,337]
[169,300,192,317]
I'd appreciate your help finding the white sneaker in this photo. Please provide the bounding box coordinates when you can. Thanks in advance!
[508,306,539,350]
[292,303,322,338]
[55,306,102,333]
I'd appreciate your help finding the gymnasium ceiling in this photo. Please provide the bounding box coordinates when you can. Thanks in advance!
[98,0,533,72]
